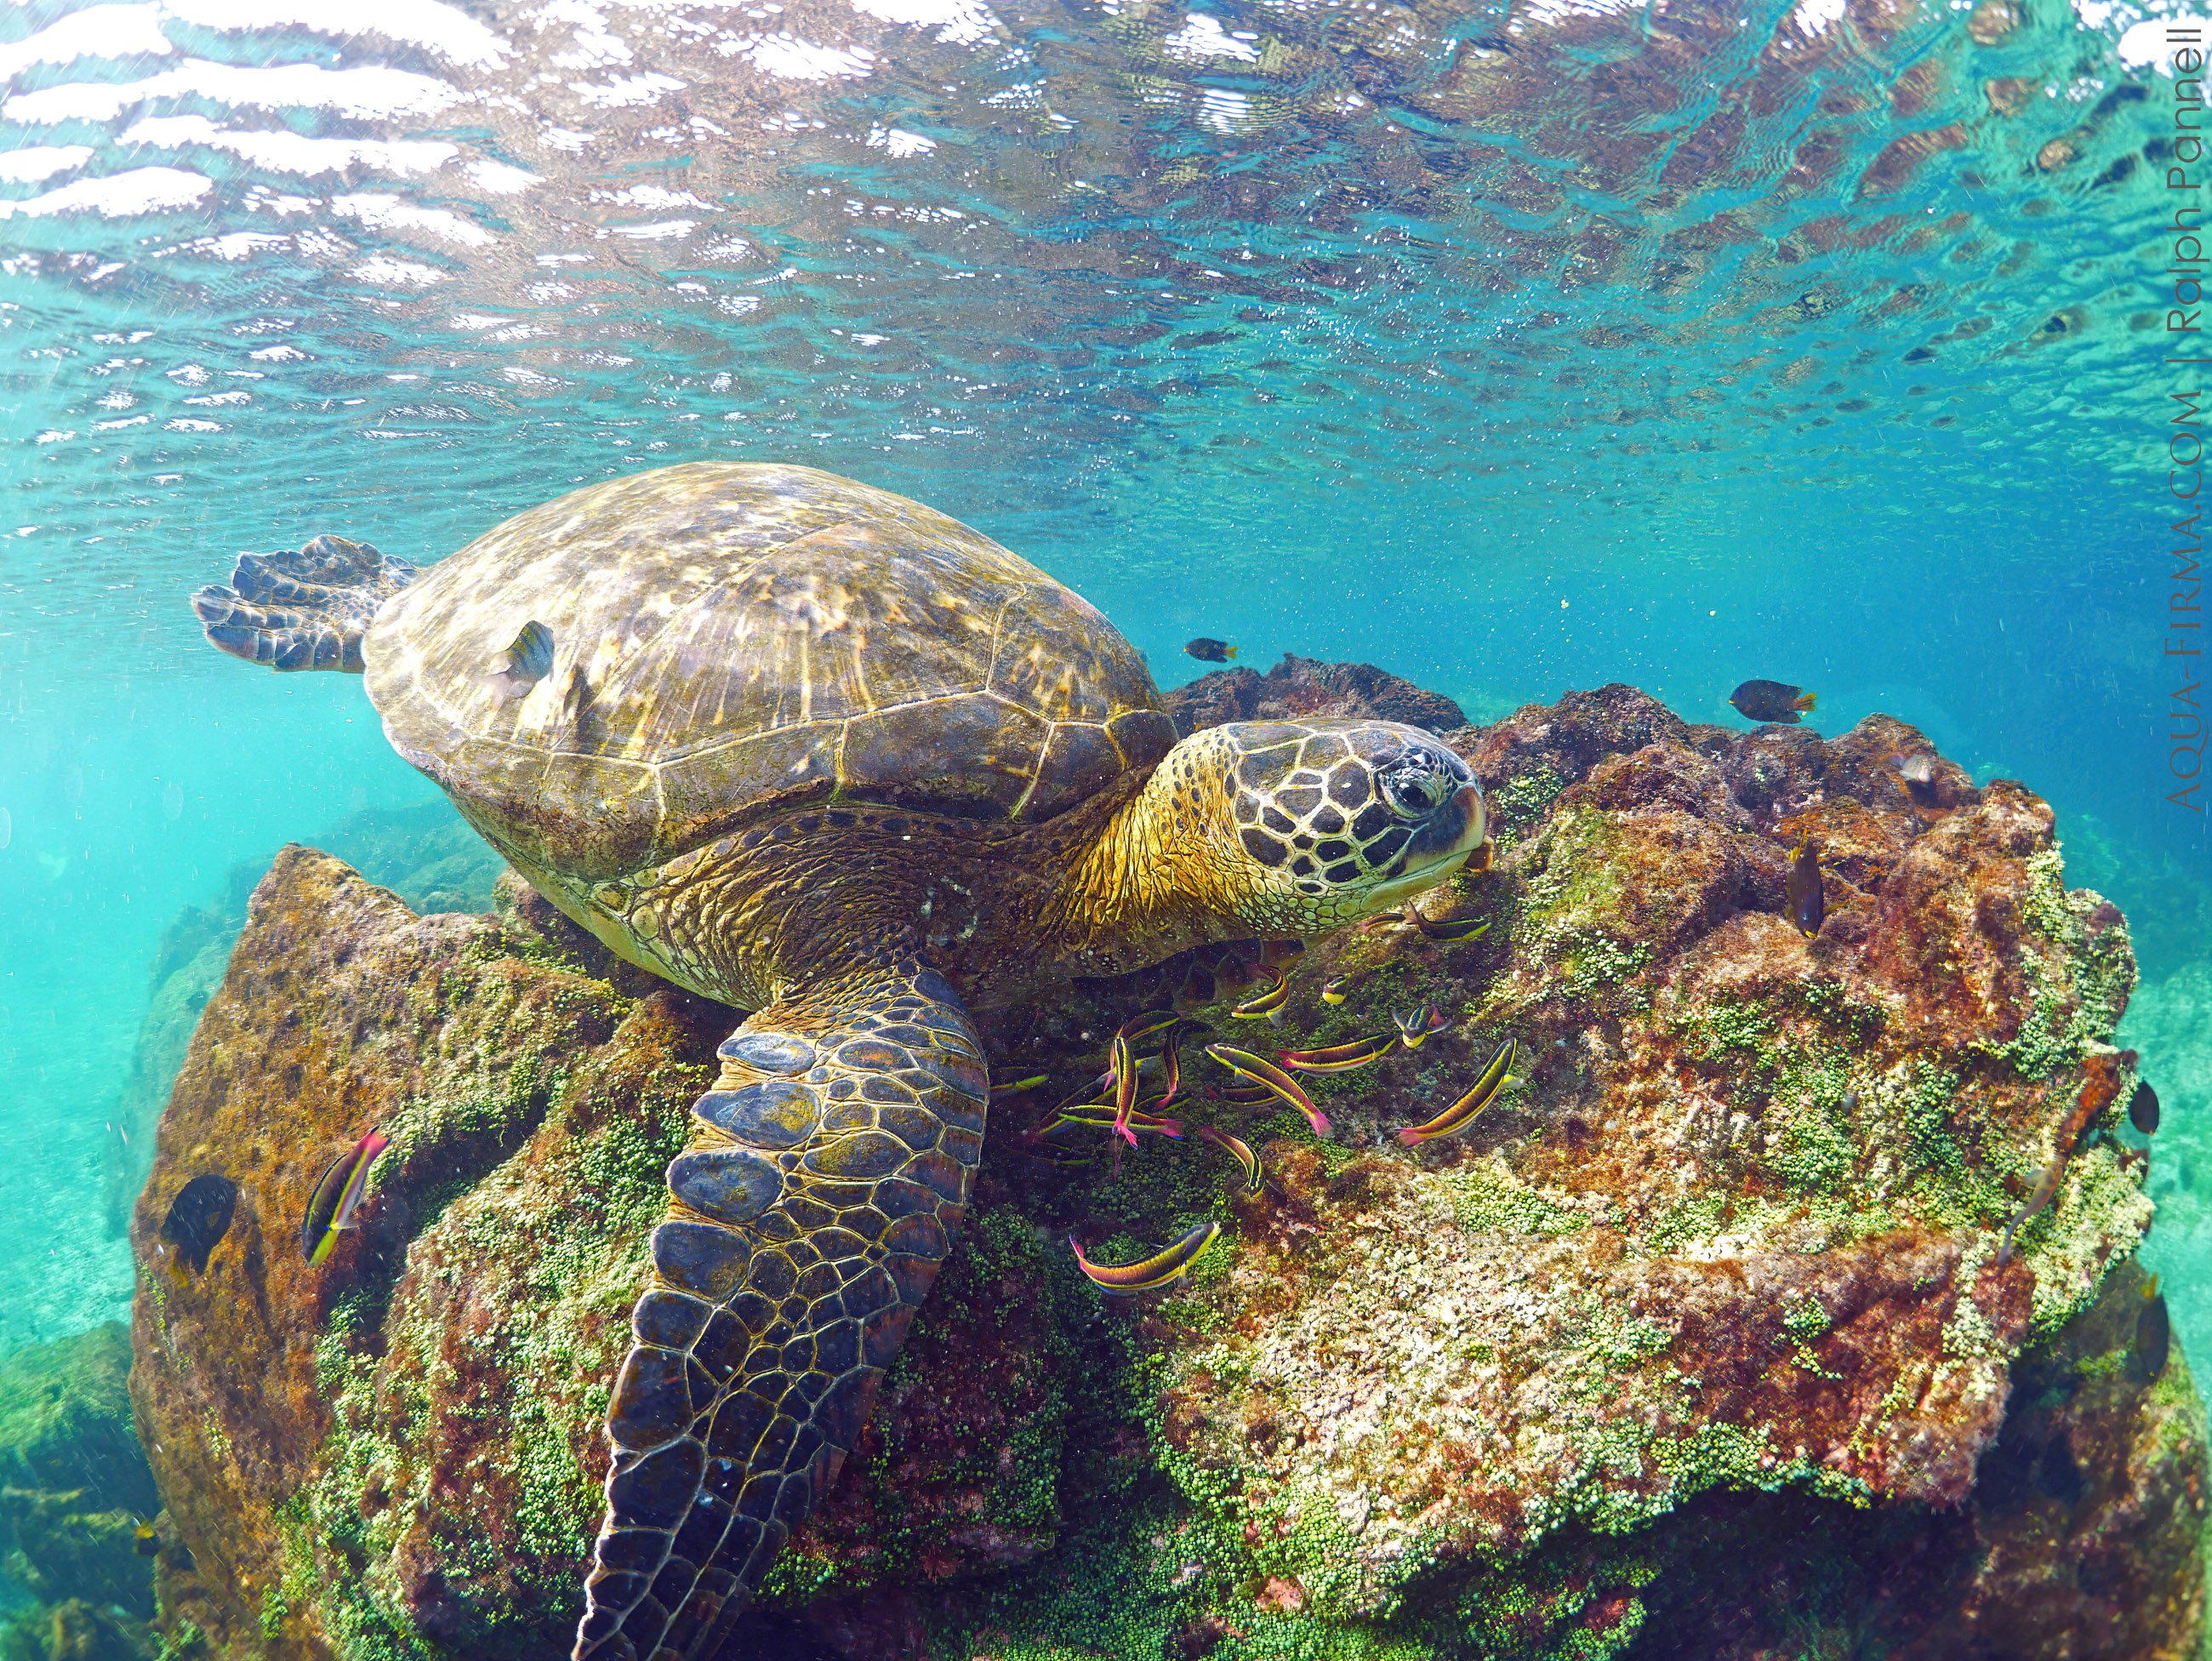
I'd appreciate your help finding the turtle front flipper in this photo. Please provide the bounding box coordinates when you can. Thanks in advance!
[188,535,417,672]
[576,956,987,1661]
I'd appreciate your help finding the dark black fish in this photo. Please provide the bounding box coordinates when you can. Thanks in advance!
[1787,838,1824,939]
[158,1174,237,1279]
[134,1523,159,1558]
[1730,679,1816,724]
[2130,1286,2171,1384]
[1185,637,1237,664]
[2130,1080,2160,1135]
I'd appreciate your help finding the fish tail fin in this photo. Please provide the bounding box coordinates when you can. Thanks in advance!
[1794,691,1816,711]
[1224,645,1237,659]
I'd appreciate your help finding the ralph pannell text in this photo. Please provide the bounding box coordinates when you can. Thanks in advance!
[2169,22,2209,811]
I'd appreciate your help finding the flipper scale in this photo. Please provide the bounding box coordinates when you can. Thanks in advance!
[579,957,985,1661]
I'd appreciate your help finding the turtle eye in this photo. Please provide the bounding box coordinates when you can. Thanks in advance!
[1378,757,1447,821]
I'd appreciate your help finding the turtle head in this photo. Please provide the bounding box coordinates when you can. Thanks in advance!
[1148,719,1487,935]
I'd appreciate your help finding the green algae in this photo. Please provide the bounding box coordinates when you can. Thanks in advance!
[1571,1298,1673,1370]
[1642,1191,1726,1254]
[1486,767,1567,841]
[1554,934,1652,1013]
[1645,1423,1872,1513]
[1757,1038,1861,1194]
[288,1013,696,1661]
[1973,849,2133,1083]
[2006,1145,2158,1339]
[1782,1297,1831,1344]
[1440,1158,1586,1238]
[1442,1544,1655,1661]
[1510,809,1633,961]
[1672,997,1773,1062]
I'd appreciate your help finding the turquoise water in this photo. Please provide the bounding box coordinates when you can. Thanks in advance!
[0,0,2201,1630]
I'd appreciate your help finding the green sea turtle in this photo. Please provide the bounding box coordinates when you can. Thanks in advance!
[188,462,1488,1660]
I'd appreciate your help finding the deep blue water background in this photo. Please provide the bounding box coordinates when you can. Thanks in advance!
[0,0,2204,1378]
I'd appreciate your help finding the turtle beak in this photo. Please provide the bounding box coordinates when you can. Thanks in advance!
[1364,785,1488,911]
[1405,784,1485,865]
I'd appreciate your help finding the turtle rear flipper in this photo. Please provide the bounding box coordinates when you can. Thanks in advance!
[578,956,987,1661]
[189,534,417,673]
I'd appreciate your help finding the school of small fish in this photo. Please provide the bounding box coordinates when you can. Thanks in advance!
[1060,921,1525,1294]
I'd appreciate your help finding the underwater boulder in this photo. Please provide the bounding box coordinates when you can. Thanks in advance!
[1166,652,1468,737]
[128,679,2201,1659]
[128,850,1077,1659]
[0,1325,154,1523]
[102,806,505,1239]
[0,1597,157,1661]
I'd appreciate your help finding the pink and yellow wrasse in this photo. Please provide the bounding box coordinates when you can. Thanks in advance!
[1398,1039,1518,1146]
[1047,1104,1184,1139]
[1229,967,1289,1021]
[1112,1030,1195,1109]
[989,1074,1050,1100]
[1109,1030,1139,1147]
[1197,1127,1266,1196]
[1206,1043,1331,1139]
[1280,1032,1395,1075]
[1085,1051,1163,1095]
[1394,1005,1452,1048]
[1070,1221,1223,1294]
[1211,1080,1278,1106]
[300,1127,390,1266]
[1410,914,1492,943]
[1086,1015,1202,1092]
[1320,978,1350,1005]
[1115,1008,1184,1048]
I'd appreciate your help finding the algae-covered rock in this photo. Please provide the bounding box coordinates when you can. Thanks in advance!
[102,805,505,1236]
[1621,1258,2206,1658]
[1067,685,2165,1647]
[0,1326,153,1523]
[128,681,2199,1661]
[0,1598,157,1661]
[130,848,720,1660]
[128,853,1073,1660]
[1166,653,1468,736]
